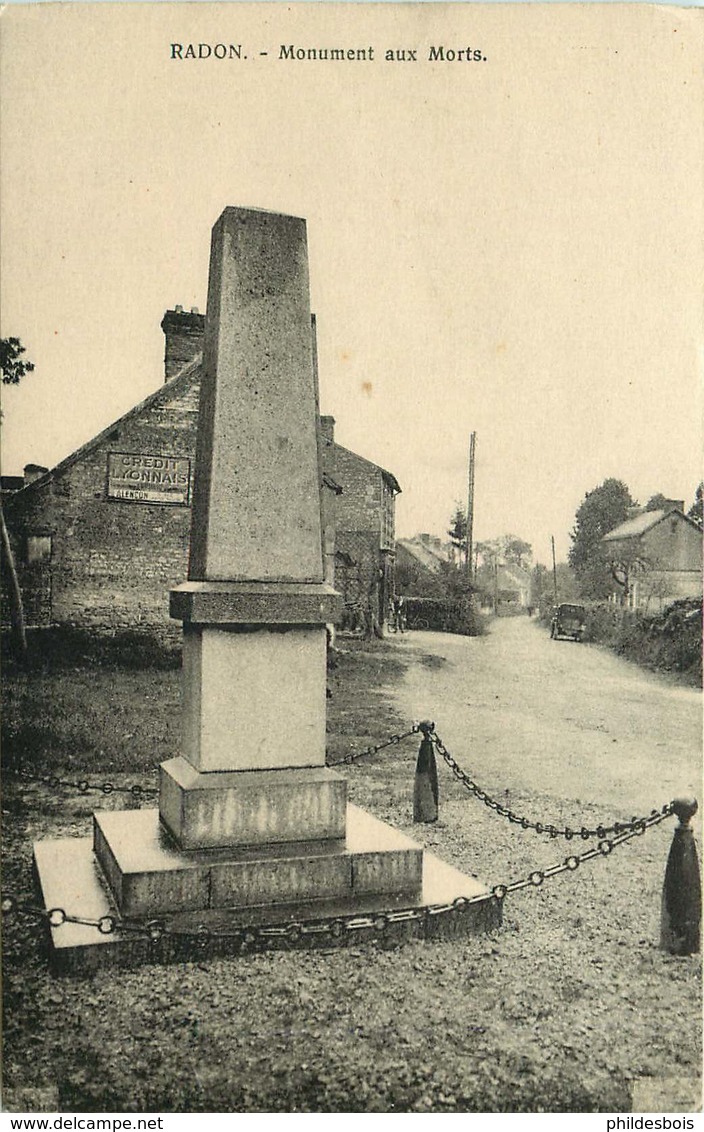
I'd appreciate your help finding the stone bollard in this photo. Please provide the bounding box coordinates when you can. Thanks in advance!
[660,798,701,956]
[413,721,438,823]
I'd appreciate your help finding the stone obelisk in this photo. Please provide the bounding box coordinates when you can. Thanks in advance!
[161,207,344,850]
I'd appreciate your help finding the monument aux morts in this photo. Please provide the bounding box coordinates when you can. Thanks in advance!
[33,206,498,971]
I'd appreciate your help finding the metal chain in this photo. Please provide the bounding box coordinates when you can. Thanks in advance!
[5,727,420,793]
[5,769,158,800]
[0,893,479,947]
[429,725,674,841]
[327,724,420,767]
[1,805,673,950]
[489,804,674,899]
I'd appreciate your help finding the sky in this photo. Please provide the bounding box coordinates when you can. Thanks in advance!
[1,2,701,566]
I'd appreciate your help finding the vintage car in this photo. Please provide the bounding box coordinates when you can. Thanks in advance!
[550,603,586,642]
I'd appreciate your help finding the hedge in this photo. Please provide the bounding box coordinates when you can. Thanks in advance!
[399,595,485,636]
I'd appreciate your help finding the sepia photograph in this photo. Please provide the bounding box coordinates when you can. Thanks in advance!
[1,1,701,1119]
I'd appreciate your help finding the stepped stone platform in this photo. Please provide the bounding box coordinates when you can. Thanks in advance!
[94,804,424,916]
[33,805,500,974]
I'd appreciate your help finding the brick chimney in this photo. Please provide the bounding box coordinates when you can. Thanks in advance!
[24,463,48,486]
[160,306,205,381]
[320,416,335,444]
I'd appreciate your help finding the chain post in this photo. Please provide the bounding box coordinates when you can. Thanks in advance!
[414,720,438,823]
[661,797,701,956]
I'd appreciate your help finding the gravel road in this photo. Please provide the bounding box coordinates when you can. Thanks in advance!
[390,616,701,818]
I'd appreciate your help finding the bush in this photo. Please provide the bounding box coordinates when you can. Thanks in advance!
[400,595,486,636]
[579,599,701,683]
[582,603,622,646]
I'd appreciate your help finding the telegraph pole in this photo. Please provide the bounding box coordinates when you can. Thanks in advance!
[466,432,476,580]
[551,535,558,603]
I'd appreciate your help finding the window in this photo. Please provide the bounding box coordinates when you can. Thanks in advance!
[26,535,51,564]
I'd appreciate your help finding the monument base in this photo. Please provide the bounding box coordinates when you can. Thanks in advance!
[33,805,501,975]
[159,758,347,850]
[93,804,423,917]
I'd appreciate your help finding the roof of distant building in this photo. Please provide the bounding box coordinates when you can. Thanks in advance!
[497,563,531,587]
[396,538,446,573]
[602,508,700,542]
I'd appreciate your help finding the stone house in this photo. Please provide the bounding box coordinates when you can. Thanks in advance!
[1,309,399,639]
[319,416,400,625]
[601,504,702,611]
[394,535,449,600]
[475,562,531,612]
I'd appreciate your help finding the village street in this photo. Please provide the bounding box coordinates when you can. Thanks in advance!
[389,616,701,821]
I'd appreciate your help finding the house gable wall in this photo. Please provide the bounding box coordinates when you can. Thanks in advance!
[603,514,702,609]
[605,515,701,573]
[640,515,702,572]
[325,444,383,536]
[3,372,200,638]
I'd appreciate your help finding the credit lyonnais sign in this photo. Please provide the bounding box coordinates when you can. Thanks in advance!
[107,452,192,505]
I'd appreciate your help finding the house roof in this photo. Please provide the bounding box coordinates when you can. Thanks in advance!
[602,508,700,542]
[496,564,531,589]
[396,539,445,574]
[330,442,401,495]
[4,355,203,504]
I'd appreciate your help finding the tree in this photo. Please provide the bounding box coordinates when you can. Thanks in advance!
[568,478,636,600]
[554,562,580,603]
[607,545,654,605]
[475,538,500,567]
[1,337,35,385]
[530,562,549,607]
[436,559,476,601]
[503,536,532,569]
[475,534,532,569]
[1,336,35,657]
[447,505,467,561]
[644,493,671,512]
[688,483,703,529]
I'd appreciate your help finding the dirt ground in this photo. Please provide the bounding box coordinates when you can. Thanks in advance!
[2,620,701,1114]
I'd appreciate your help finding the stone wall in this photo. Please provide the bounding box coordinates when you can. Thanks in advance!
[326,443,383,535]
[320,439,397,619]
[641,515,702,572]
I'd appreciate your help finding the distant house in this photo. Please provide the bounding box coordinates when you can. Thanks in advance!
[476,562,531,612]
[398,534,448,573]
[601,504,702,611]
[496,564,531,609]
[1,309,400,639]
[319,416,400,624]
[395,535,449,599]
